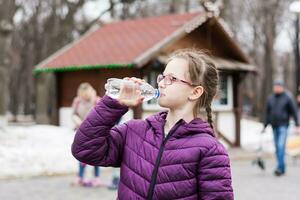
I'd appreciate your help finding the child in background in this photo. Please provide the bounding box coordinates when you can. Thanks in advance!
[71,83,103,187]
[72,49,233,199]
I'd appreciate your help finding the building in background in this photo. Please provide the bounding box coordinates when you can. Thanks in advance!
[34,11,256,147]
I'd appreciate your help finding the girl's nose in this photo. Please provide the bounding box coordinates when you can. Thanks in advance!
[158,80,165,88]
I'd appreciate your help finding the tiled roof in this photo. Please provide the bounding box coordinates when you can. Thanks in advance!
[35,12,200,72]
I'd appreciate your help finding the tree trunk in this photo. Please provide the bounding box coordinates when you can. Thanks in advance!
[184,0,190,12]
[109,0,116,18]
[35,73,57,124]
[250,24,263,117]
[0,0,16,125]
[169,0,178,13]
[260,11,276,121]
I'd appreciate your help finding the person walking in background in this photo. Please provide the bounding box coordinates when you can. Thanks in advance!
[71,83,103,187]
[263,80,300,176]
[72,49,233,199]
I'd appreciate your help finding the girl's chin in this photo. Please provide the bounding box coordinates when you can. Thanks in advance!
[158,99,169,108]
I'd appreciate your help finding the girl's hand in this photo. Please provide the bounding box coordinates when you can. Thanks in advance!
[117,77,145,107]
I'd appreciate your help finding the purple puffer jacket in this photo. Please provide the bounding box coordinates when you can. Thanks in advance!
[72,95,234,200]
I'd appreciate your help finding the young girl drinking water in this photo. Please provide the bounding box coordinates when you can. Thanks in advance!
[72,49,233,199]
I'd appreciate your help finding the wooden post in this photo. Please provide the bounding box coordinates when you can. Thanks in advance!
[50,73,59,125]
[233,73,243,147]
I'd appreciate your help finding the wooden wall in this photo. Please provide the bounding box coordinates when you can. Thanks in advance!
[56,68,141,107]
[162,20,245,62]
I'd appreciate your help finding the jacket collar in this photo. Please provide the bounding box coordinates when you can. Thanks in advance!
[146,111,215,138]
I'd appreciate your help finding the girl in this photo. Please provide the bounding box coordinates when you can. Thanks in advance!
[71,83,103,187]
[72,49,233,199]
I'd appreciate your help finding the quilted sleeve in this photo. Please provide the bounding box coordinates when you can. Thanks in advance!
[197,143,234,200]
[71,95,129,167]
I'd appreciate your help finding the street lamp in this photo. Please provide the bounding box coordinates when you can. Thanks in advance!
[290,1,300,95]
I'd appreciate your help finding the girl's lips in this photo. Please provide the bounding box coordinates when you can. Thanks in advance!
[158,90,165,96]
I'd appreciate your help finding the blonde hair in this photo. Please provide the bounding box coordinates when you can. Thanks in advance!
[77,82,94,97]
[170,49,219,128]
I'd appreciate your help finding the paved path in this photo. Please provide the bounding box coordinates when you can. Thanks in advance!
[1,157,300,200]
[232,158,300,200]
[0,172,117,200]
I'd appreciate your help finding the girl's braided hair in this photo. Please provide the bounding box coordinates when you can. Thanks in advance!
[170,49,219,129]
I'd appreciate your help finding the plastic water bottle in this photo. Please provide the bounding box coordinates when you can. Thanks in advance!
[105,78,160,101]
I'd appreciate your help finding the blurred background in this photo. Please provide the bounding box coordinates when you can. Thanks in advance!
[1,0,300,199]
[1,0,300,124]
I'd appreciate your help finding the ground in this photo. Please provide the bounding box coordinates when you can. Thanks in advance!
[1,158,300,200]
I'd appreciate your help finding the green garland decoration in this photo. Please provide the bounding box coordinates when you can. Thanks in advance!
[33,63,134,76]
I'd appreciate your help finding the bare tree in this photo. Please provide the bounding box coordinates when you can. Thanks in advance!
[220,0,292,118]
[0,0,17,123]
[9,0,104,122]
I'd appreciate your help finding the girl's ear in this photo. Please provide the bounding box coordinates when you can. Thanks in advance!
[188,86,204,101]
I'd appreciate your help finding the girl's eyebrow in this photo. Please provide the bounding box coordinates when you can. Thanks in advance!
[163,72,174,76]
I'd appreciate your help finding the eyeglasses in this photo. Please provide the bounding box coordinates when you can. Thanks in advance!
[157,74,196,86]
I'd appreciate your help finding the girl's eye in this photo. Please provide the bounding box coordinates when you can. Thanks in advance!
[171,77,177,81]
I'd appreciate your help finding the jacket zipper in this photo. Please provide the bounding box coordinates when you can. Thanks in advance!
[146,123,181,200]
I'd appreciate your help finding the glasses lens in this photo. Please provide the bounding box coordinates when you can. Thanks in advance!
[165,75,172,85]
[157,74,163,84]
[157,74,173,85]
